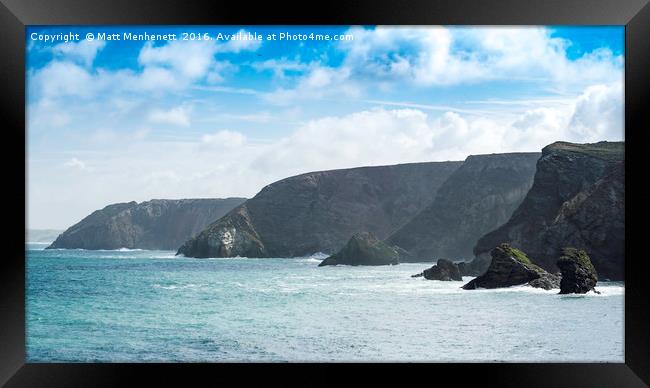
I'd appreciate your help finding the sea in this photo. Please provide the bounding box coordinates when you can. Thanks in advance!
[26,243,625,362]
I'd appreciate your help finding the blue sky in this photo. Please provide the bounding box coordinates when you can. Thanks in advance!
[26,26,624,229]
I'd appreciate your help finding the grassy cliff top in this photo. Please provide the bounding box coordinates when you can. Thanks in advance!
[543,141,624,161]
[501,244,532,265]
[496,243,548,273]
[559,247,597,274]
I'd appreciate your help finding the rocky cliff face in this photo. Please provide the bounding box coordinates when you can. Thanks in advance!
[473,141,624,280]
[387,152,540,261]
[47,198,246,250]
[177,161,462,258]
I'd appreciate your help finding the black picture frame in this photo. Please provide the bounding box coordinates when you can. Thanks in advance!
[2,0,648,386]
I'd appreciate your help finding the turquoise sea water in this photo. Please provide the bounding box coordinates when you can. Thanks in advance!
[26,244,624,362]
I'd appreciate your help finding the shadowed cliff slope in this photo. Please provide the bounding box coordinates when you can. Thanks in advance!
[387,152,541,261]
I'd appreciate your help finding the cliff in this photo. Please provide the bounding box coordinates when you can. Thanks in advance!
[177,161,462,258]
[473,141,624,280]
[46,198,246,250]
[387,152,540,261]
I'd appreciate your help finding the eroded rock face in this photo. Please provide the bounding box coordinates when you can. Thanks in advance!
[179,161,462,258]
[474,142,624,280]
[47,198,246,250]
[177,205,266,258]
[388,152,540,261]
[462,243,559,290]
[421,259,462,281]
[318,232,400,266]
[557,248,598,294]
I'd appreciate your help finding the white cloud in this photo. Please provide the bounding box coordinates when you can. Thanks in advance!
[137,29,259,84]
[64,158,92,172]
[148,106,192,127]
[51,39,106,67]
[252,58,310,78]
[336,26,623,89]
[263,27,621,104]
[31,32,261,101]
[201,130,246,148]
[30,61,96,98]
[340,27,485,86]
[264,65,361,105]
[568,83,624,141]
[139,40,219,80]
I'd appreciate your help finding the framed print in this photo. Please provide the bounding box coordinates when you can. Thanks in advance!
[1,0,648,386]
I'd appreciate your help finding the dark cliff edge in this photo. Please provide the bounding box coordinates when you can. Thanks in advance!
[387,152,540,261]
[177,161,463,258]
[473,141,624,280]
[47,198,246,250]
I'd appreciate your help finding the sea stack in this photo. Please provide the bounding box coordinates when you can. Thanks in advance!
[318,232,400,266]
[419,259,463,281]
[557,248,599,294]
[462,243,560,290]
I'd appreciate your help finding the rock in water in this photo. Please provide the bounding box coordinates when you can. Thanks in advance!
[47,198,246,250]
[474,141,624,280]
[462,243,560,290]
[557,248,598,294]
[421,259,462,281]
[318,232,400,266]
[175,205,266,258]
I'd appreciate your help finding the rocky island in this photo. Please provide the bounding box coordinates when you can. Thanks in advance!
[557,248,599,294]
[414,259,463,281]
[318,232,401,266]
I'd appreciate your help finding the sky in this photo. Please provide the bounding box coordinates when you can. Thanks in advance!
[26,26,624,229]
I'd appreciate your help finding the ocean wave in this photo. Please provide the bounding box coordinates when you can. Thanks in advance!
[152,283,204,290]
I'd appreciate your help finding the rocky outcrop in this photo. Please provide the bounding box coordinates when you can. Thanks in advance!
[474,141,624,280]
[47,198,246,250]
[178,161,462,258]
[421,259,462,281]
[318,232,400,266]
[462,243,560,290]
[388,152,540,261]
[557,248,598,294]
[174,205,265,258]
